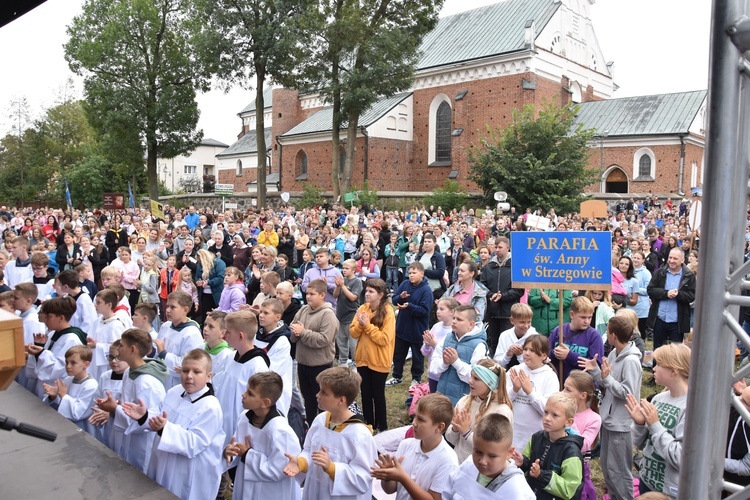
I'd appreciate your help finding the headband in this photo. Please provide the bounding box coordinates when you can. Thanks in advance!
[472,364,499,391]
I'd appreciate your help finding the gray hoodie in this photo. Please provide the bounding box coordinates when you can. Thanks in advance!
[591,341,642,432]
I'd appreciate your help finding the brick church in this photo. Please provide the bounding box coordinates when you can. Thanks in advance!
[215,0,706,198]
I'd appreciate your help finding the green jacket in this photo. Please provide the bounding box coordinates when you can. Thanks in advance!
[522,430,584,500]
[528,289,573,336]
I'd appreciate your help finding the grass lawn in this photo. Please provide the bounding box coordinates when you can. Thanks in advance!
[383,341,662,498]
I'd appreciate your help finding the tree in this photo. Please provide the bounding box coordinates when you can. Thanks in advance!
[305,0,443,199]
[468,103,597,214]
[65,0,209,202]
[192,0,313,209]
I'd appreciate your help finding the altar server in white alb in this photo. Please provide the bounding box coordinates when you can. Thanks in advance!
[56,270,98,336]
[89,340,129,448]
[225,371,301,499]
[26,296,86,399]
[43,345,98,430]
[283,367,377,500]
[213,310,270,447]
[86,289,126,382]
[13,282,45,391]
[123,349,225,500]
[155,291,203,389]
[91,328,168,473]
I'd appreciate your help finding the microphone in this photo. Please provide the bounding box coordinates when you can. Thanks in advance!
[0,414,57,442]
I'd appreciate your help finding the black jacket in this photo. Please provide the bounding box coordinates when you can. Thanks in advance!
[414,250,446,290]
[647,263,696,335]
[105,228,129,262]
[208,243,233,268]
[521,431,584,500]
[479,256,524,319]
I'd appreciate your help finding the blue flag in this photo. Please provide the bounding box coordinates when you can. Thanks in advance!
[128,181,135,210]
[64,179,73,212]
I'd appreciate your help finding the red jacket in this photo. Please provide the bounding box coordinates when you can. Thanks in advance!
[159,267,178,299]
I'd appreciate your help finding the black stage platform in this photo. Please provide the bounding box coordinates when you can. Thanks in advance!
[0,382,175,499]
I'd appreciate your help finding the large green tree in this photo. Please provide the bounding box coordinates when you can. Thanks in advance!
[304,0,442,199]
[65,0,209,202]
[469,103,597,214]
[192,0,312,209]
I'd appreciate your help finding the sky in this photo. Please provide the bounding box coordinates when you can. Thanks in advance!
[0,0,711,146]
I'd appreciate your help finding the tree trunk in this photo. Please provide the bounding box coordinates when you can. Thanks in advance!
[342,110,360,197]
[330,58,342,201]
[147,145,159,201]
[255,66,267,209]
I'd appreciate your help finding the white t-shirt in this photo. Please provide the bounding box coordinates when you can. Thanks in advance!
[392,437,458,500]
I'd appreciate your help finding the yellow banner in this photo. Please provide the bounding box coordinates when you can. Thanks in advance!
[150,199,165,220]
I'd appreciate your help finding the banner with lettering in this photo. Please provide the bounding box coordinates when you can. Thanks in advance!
[510,231,612,290]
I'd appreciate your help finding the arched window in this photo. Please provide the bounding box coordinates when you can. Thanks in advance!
[295,150,307,180]
[633,148,656,180]
[435,102,452,163]
[428,94,452,166]
[638,155,651,178]
[236,159,243,176]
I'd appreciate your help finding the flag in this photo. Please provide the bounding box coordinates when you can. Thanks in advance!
[128,182,135,210]
[150,199,164,220]
[64,179,73,212]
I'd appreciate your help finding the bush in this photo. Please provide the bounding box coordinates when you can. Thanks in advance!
[351,180,379,209]
[299,182,324,208]
[424,180,469,213]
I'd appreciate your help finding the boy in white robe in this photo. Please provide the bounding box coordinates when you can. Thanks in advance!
[91,328,168,473]
[13,283,44,391]
[203,311,234,377]
[284,366,377,500]
[26,296,86,399]
[6,236,33,288]
[101,269,134,329]
[123,349,225,500]
[43,345,98,430]
[86,289,126,382]
[30,252,55,302]
[224,371,301,499]
[155,290,203,389]
[213,310,270,447]
[56,270,97,335]
[255,298,293,415]
[88,340,129,448]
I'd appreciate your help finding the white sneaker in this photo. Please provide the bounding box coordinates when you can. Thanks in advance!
[385,377,403,386]
[409,380,420,389]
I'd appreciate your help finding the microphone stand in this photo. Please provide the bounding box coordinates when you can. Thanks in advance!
[0,414,57,442]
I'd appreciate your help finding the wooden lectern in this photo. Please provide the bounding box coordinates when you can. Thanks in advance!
[0,309,26,390]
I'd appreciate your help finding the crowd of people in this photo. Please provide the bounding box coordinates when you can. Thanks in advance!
[1,196,744,500]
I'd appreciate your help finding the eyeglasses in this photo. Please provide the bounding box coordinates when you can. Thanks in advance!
[106,355,119,362]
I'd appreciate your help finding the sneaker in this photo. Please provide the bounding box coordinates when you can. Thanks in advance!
[385,377,402,386]
[347,360,357,371]
[409,380,420,389]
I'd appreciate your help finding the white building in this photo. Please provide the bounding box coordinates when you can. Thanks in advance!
[157,138,229,192]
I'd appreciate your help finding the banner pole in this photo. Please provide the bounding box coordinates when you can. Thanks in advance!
[558,288,564,390]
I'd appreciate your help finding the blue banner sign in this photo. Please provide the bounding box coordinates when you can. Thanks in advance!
[510,231,612,290]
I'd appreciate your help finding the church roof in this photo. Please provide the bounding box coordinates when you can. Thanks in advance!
[574,90,707,136]
[239,87,274,115]
[418,0,559,70]
[200,138,229,148]
[217,128,273,157]
[280,92,412,138]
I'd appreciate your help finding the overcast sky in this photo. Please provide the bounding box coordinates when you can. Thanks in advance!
[0,0,711,146]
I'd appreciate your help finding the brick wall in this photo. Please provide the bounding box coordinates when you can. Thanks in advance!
[586,138,704,195]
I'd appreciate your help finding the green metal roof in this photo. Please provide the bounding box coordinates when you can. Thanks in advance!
[280,92,412,138]
[418,0,559,70]
[217,128,273,157]
[574,90,707,136]
[239,87,274,115]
